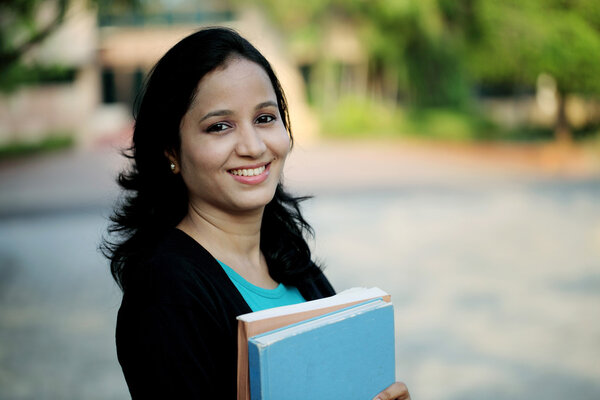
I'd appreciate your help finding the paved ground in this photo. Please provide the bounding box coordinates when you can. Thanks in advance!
[0,140,599,399]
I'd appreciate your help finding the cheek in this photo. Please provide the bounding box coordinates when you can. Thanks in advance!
[179,143,219,184]
[180,132,229,170]
[273,129,291,160]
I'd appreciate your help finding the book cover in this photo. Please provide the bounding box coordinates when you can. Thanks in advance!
[248,299,395,399]
[236,287,391,400]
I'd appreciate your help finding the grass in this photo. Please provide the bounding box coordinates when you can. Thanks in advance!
[320,96,498,141]
[319,96,600,143]
[401,108,496,141]
[320,96,401,138]
[0,134,75,159]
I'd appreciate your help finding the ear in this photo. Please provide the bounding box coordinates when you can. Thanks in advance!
[164,150,180,174]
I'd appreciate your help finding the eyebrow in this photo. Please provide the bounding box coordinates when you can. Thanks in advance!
[199,101,278,122]
[255,100,278,110]
[199,109,233,123]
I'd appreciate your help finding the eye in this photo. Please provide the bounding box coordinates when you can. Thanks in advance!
[255,114,276,124]
[206,122,231,133]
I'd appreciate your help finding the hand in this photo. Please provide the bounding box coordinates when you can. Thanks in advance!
[372,382,411,400]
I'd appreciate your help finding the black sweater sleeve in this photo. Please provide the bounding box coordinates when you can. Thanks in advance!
[117,302,233,398]
[116,248,248,399]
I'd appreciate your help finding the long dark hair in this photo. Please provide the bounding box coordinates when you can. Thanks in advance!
[102,27,320,291]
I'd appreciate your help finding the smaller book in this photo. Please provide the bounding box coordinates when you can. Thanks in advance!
[236,287,393,400]
[248,298,395,399]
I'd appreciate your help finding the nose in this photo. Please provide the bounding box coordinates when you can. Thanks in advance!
[235,123,267,158]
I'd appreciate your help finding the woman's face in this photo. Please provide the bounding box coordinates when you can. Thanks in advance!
[177,57,290,216]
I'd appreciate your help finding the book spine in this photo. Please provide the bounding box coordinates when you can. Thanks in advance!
[248,341,265,399]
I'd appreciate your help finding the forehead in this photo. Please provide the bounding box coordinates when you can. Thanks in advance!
[190,58,277,110]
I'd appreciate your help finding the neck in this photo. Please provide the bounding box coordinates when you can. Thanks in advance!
[179,203,278,289]
[177,202,267,272]
[181,202,263,253]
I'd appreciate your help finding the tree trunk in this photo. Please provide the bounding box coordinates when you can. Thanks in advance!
[554,91,572,143]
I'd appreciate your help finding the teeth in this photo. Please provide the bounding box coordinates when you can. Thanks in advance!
[231,165,266,177]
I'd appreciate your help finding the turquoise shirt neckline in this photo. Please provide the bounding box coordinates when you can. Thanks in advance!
[217,260,305,312]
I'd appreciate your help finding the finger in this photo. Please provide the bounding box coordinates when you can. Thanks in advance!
[373,382,411,400]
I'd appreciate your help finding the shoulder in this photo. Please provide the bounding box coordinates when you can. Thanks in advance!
[124,228,231,307]
[148,228,217,282]
[297,263,336,300]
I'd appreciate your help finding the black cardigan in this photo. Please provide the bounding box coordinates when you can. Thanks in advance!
[116,228,335,399]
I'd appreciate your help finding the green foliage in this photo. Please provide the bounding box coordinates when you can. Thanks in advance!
[250,0,476,108]
[252,0,600,95]
[356,0,472,107]
[537,11,600,94]
[323,98,600,142]
[0,63,76,93]
[321,97,499,141]
[248,0,600,140]
[320,96,600,142]
[321,96,401,137]
[402,108,496,141]
[466,1,600,94]
[404,34,470,108]
[0,134,74,159]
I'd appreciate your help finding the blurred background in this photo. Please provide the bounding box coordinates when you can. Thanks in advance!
[0,0,599,399]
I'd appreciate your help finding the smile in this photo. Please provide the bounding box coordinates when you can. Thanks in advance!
[227,162,271,185]
[229,165,267,177]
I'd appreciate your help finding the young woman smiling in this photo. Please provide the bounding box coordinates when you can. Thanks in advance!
[103,27,410,400]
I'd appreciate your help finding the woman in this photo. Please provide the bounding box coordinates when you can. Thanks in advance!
[103,27,409,400]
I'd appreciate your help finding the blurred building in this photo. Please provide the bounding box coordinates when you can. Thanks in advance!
[0,1,318,148]
[98,0,234,108]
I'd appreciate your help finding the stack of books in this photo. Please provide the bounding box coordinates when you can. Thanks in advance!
[236,287,396,400]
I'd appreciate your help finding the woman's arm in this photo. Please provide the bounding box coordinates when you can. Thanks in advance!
[117,300,237,399]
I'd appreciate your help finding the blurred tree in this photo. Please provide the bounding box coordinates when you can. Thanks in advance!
[245,0,474,108]
[357,0,472,108]
[0,0,71,74]
[464,0,600,141]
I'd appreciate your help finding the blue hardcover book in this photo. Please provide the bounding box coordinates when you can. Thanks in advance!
[247,299,395,400]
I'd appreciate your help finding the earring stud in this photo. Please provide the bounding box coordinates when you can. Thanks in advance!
[170,162,176,171]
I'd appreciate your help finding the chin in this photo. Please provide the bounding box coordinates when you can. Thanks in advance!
[231,193,276,213]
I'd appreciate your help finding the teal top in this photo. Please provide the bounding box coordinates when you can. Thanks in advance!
[217,260,306,312]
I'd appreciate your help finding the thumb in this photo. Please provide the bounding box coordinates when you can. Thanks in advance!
[373,382,411,400]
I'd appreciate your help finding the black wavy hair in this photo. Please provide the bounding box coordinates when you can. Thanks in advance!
[102,27,320,291]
